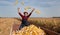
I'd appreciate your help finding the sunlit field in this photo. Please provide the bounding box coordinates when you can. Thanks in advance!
[0,18,21,35]
[0,17,60,35]
[28,18,60,33]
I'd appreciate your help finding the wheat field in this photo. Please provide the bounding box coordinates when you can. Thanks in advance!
[0,18,60,35]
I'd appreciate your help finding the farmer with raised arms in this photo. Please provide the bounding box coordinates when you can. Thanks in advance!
[18,8,35,30]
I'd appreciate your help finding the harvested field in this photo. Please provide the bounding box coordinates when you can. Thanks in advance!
[0,18,60,35]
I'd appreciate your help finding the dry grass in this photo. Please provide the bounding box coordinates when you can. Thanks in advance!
[0,18,21,35]
[28,18,60,33]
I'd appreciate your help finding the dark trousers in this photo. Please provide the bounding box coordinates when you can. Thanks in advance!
[19,20,29,30]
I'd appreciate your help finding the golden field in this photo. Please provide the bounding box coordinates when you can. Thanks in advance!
[28,18,60,33]
[0,17,60,35]
[0,18,21,35]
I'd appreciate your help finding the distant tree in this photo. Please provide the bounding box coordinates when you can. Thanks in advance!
[53,17,60,18]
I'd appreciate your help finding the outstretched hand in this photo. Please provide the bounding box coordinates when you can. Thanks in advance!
[32,8,35,11]
[31,8,35,12]
[18,8,20,13]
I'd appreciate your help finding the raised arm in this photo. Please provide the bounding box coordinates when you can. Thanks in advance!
[18,8,23,17]
[27,8,35,17]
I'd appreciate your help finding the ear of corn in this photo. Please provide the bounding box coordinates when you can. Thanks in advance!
[14,0,18,5]
[24,6,31,11]
[35,9,41,14]
[12,25,46,35]
[21,2,24,6]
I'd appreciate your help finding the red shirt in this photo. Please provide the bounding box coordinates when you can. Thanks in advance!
[19,12,32,20]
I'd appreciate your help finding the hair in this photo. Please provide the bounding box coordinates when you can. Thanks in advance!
[24,12,28,14]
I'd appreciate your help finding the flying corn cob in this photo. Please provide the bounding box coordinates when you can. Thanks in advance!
[14,0,18,5]
[24,6,31,11]
[21,2,24,6]
[35,9,41,14]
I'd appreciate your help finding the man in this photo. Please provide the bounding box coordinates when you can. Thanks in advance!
[18,8,35,30]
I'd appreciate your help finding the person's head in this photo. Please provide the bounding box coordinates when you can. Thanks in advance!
[24,12,28,16]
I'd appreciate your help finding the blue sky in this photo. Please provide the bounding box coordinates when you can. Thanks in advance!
[0,0,60,17]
